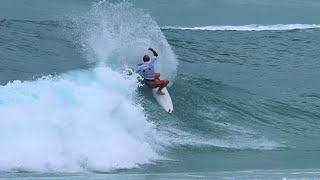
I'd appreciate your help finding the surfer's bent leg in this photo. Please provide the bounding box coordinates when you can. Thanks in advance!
[155,73,160,80]
[156,80,169,95]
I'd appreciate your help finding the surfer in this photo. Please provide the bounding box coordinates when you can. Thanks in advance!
[135,48,169,95]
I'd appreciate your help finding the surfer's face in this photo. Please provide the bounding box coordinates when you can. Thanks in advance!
[143,55,150,62]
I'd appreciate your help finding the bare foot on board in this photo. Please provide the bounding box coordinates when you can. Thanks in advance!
[156,91,165,95]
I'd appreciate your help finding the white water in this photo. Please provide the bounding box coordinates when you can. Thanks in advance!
[0,68,163,172]
[162,24,320,31]
[0,1,178,172]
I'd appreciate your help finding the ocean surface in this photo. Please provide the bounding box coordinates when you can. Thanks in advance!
[0,0,320,179]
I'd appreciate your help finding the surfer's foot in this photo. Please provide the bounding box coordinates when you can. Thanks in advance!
[156,91,165,95]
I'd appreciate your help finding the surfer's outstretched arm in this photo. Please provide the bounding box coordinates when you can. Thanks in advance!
[148,48,158,57]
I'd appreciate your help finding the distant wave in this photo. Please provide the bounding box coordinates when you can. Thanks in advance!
[162,24,320,31]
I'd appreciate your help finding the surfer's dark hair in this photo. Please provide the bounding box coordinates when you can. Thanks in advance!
[143,55,149,62]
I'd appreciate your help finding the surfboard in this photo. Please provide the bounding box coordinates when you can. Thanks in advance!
[152,87,173,113]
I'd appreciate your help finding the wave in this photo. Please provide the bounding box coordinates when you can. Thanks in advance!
[162,24,320,31]
[0,0,290,173]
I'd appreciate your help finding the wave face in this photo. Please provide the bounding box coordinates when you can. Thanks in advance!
[162,24,320,31]
[0,1,178,172]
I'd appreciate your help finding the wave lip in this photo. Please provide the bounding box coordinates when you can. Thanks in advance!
[162,24,320,31]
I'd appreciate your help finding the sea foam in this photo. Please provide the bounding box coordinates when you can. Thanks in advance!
[162,24,320,31]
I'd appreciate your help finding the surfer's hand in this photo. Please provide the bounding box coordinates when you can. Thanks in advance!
[148,48,158,57]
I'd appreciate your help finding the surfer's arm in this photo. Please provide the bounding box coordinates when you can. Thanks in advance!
[135,67,141,74]
[134,68,140,73]
[148,48,158,57]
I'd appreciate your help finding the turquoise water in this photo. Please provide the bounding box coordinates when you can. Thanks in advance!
[0,0,320,179]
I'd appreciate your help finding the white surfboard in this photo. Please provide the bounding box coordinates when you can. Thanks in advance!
[152,87,173,113]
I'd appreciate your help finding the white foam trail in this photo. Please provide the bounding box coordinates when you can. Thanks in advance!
[161,127,284,150]
[0,67,163,172]
[162,24,320,31]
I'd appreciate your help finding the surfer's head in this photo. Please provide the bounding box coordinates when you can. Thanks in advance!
[143,55,150,62]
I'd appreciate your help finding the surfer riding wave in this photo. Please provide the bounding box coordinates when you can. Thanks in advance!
[135,48,169,95]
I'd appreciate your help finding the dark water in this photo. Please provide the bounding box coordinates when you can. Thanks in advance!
[0,0,320,179]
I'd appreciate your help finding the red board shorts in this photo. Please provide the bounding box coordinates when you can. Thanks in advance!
[146,74,166,89]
